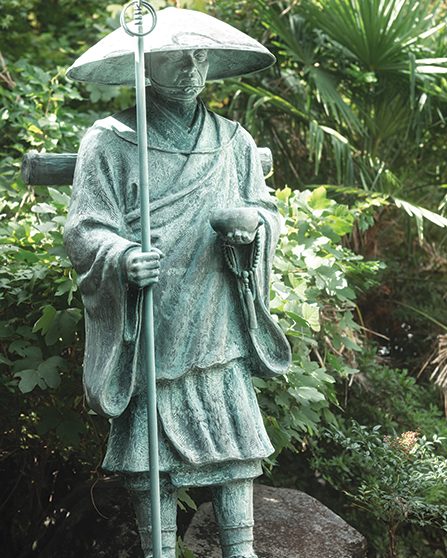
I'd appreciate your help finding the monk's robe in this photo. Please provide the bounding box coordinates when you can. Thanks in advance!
[64,93,289,487]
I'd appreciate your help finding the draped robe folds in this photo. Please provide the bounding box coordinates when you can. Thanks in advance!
[64,95,286,482]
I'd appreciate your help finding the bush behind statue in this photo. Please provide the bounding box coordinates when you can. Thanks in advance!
[312,421,447,558]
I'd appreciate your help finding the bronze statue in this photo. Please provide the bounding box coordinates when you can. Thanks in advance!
[64,6,290,558]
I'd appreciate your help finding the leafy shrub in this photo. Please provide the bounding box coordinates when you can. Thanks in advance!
[0,91,383,552]
[0,55,110,557]
[259,186,384,459]
[312,422,447,558]
[345,360,447,444]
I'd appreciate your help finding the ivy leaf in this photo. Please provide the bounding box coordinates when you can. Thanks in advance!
[56,308,82,345]
[33,306,81,346]
[252,377,268,389]
[292,386,325,403]
[47,187,71,207]
[177,487,198,512]
[14,369,40,393]
[55,279,75,297]
[33,305,57,334]
[0,354,12,366]
[308,186,333,210]
[31,203,57,215]
[38,356,63,389]
[23,346,43,360]
[9,339,31,357]
[12,346,43,373]
[300,302,321,332]
[325,214,354,236]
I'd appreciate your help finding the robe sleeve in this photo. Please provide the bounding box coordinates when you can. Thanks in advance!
[235,126,291,377]
[64,124,140,418]
[236,126,281,301]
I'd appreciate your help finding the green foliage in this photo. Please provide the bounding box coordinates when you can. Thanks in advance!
[0,68,101,549]
[303,0,447,73]
[257,186,384,458]
[212,0,447,237]
[1,1,446,557]
[177,537,197,558]
[312,423,447,557]
[0,0,136,463]
[0,3,132,555]
[0,67,87,451]
[345,361,447,441]
[297,359,447,558]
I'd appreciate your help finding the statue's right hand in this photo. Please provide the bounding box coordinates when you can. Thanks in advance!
[123,248,163,288]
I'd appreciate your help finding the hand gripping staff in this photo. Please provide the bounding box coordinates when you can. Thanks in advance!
[120,3,162,557]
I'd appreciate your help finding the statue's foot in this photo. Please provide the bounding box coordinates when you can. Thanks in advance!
[222,543,258,558]
[145,552,176,558]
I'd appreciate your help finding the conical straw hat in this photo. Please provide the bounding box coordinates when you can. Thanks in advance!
[67,7,275,85]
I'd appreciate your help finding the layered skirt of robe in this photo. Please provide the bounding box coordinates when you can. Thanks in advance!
[102,358,273,487]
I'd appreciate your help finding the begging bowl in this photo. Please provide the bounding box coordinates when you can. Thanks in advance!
[209,208,260,235]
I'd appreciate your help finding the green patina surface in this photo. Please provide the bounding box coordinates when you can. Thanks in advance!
[64,7,290,558]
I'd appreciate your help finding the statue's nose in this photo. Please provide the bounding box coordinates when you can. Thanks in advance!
[180,58,200,78]
[182,54,198,70]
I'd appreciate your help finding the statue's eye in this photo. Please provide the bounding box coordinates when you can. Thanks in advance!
[194,50,207,62]
[165,51,183,62]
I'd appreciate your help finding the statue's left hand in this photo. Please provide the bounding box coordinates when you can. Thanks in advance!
[209,207,260,245]
[222,229,257,245]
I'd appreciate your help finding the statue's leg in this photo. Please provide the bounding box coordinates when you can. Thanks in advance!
[212,478,257,558]
[126,474,177,558]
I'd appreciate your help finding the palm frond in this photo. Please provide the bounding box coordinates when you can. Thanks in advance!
[302,0,444,73]
[310,67,362,133]
[393,197,447,242]
[254,0,315,65]
[231,80,310,122]
[307,120,355,183]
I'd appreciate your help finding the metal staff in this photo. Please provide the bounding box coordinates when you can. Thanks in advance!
[120,3,162,557]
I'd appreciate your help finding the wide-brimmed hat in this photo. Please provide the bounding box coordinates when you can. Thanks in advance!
[66,7,275,85]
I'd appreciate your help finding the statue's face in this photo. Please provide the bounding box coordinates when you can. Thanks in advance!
[149,49,209,102]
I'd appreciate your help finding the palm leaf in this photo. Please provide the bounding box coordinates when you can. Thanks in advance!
[254,0,315,65]
[393,197,447,241]
[307,121,355,183]
[309,67,362,133]
[302,0,444,73]
[254,1,363,134]
[231,80,310,122]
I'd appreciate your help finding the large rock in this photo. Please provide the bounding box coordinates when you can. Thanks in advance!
[184,484,367,558]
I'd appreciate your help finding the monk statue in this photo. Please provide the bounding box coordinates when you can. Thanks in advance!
[64,6,290,558]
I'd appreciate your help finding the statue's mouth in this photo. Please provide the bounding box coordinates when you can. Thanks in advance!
[180,83,203,93]
[172,77,205,95]
[150,73,205,99]
[177,77,202,87]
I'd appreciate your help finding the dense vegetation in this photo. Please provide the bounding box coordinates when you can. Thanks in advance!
[1,1,447,557]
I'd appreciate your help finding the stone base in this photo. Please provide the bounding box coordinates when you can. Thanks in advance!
[184,485,367,558]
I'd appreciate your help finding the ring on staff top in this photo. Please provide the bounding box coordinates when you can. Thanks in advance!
[120,0,157,38]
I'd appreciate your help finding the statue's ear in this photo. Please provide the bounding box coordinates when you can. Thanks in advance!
[257,147,273,178]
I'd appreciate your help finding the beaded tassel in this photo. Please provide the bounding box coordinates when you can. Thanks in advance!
[223,231,261,331]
